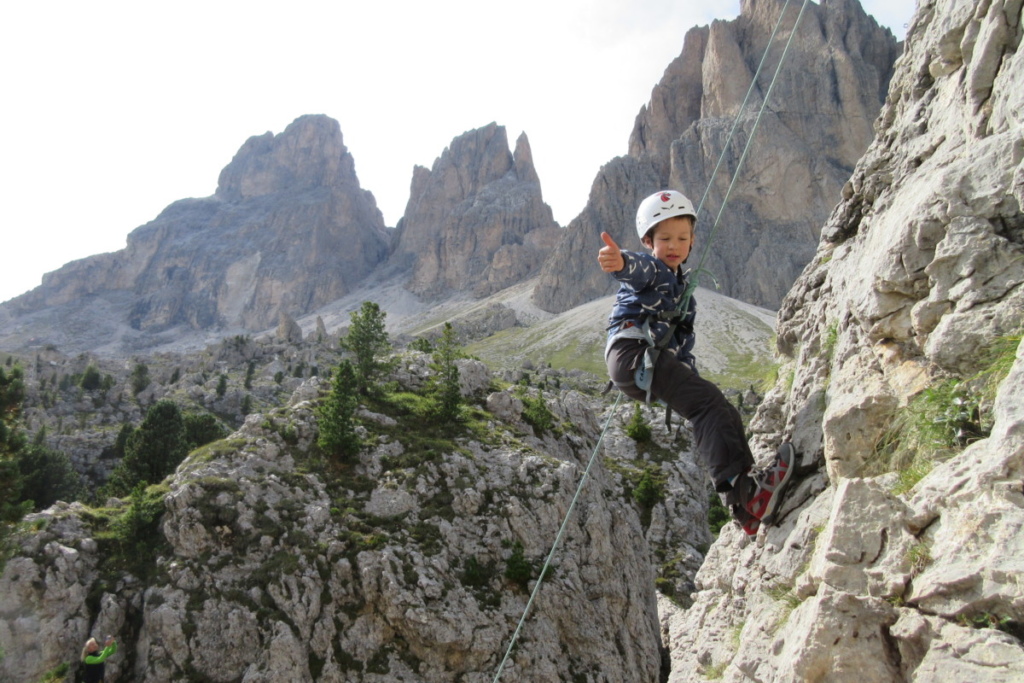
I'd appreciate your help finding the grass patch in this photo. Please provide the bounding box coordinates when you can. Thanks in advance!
[729,622,744,649]
[822,321,839,361]
[87,483,171,581]
[36,662,70,682]
[364,392,461,469]
[516,390,558,436]
[873,378,984,485]
[973,331,1021,407]
[543,339,607,377]
[957,613,1024,639]
[466,324,606,376]
[877,332,1019,492]
[185,437,248,468]
[708,488,731,536]
[704,350,772,394]
[891,458,934,497]
[765,584,802,609]
[906,540,932,575]
[699,661,728,679]
[765,584,802,636]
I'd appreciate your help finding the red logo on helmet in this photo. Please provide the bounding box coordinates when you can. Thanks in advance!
[660,192,672,202]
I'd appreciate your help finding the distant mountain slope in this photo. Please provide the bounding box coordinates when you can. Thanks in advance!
[2,115,389,337]
[461,283,776,391]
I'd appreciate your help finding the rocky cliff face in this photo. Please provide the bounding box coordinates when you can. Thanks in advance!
[392,124,561,299]
[532,0,901,313]
[662,0,1024,680]
[0,356,680,682]
[3,115,390,337]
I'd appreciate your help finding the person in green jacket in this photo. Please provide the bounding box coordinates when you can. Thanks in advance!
[81,636,117,683]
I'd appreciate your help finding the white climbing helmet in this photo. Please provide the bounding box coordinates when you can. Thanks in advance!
[635,190,697,240]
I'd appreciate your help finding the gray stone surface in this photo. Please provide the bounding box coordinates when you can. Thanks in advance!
[663,0,1024,680]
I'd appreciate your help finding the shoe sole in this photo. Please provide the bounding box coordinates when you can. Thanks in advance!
[761,443,796,526]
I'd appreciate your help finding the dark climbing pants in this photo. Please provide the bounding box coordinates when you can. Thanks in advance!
[607,338,754,489]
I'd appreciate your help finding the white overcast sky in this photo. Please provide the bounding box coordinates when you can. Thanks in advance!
[0,0,916,305]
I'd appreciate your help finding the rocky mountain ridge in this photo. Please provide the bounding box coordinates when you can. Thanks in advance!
[0,338,722,681]
[392,124,562,300]
[5,116,390,336]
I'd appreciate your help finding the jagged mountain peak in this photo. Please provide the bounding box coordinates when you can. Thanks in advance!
[215,114,357,201]
[393,122,561,300]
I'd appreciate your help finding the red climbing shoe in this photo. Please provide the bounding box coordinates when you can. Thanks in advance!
[741,442,795,533]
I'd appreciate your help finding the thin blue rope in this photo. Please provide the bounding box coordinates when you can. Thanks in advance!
[491,2,811,679]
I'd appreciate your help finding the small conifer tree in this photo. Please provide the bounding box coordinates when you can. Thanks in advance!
[183,412,228,450]
[340,301,393,395]
[504,541,533,590]
[130,362,151,396]
[79,364,102,391]
[316,360,361,461]
[625,403,652,442]
[428,322,464,424]
[105,400,188,496]
[16,443,83,511]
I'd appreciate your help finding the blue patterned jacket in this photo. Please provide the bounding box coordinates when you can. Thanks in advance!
[606,250,697,367]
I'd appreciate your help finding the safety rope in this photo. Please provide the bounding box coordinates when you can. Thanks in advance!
[491,391,623,682]
[491,2,810,679]
[693,0,812,281]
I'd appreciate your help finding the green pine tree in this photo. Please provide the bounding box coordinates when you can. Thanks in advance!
[130,362,151,396]
[182,412,228,450]
[79,364,102,391]
[340,301,393,395]
[316,360,361,461]
[16,443,83,511]
[625,403,652,442]
[428,322,464,425]
[104,400,188,496]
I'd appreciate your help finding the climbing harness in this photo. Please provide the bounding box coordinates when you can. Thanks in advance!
[492,2,811,679]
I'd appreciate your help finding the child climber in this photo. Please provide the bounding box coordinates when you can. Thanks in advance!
[598,189,794,535]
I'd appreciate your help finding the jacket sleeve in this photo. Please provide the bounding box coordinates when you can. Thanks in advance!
[84,642,117,665]
[613,251,658,292]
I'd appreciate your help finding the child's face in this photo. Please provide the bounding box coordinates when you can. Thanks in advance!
[642,216,693,270]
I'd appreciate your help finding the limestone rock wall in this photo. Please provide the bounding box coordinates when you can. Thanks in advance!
[662,0,1024,680]
[0,357,673,682]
